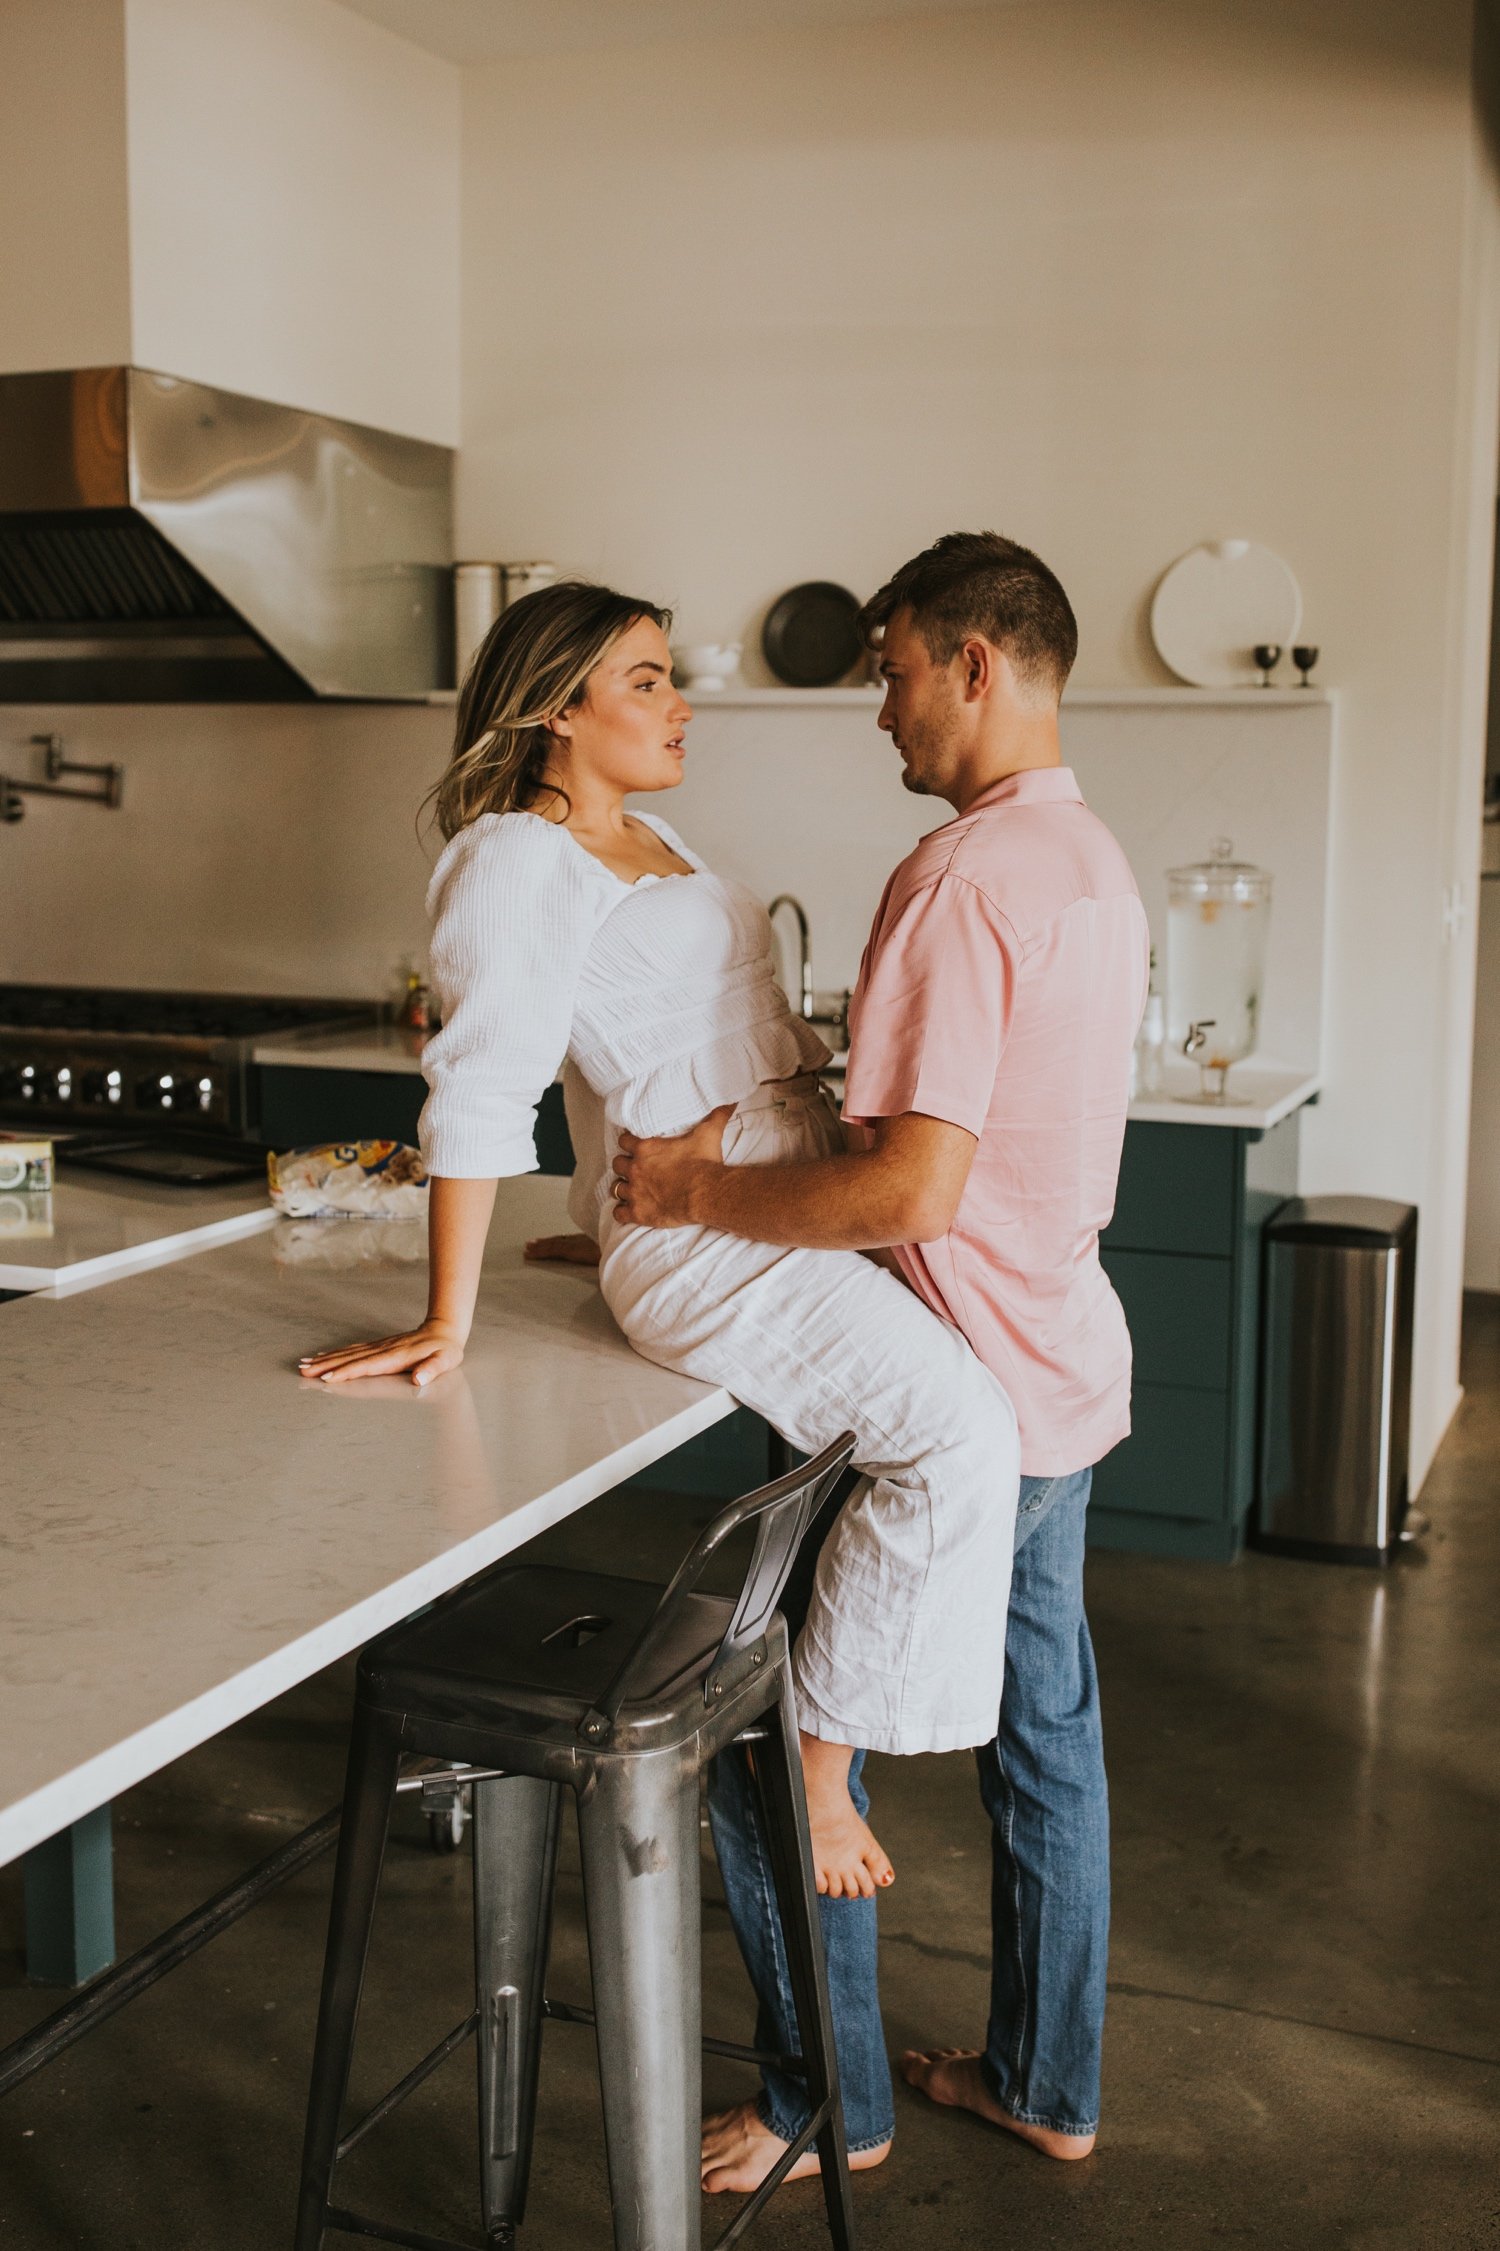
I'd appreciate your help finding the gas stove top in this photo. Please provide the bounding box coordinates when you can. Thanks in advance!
[0,984,367,1044]
[0,982,376,1140]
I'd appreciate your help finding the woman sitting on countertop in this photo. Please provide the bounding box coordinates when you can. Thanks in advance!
[298,579,1020,1917]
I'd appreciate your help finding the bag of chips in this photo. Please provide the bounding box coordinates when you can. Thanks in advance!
[266,1141,428,1220]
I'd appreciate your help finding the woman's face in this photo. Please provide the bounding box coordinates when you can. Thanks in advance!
[550,616,692,797]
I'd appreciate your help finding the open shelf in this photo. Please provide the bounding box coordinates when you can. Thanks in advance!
[669,686,1333,710]
[425,684,1333,711]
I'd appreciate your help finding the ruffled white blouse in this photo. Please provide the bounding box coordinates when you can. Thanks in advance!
[417,808,829,1227]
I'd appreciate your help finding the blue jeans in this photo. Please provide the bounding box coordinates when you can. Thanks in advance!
[707,1466,1108,2145]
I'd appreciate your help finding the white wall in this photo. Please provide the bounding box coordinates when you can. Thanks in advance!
[457,0,1500,1485]
[1466,885,1500,1287]
[1465,497,1500,1290]
[0,705,449,1001]
[0,0,132,373]
[669,695,1334,1067]
[123,0,461,440]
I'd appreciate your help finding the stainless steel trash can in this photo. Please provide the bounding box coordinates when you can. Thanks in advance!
[1256,1196,1417,1564]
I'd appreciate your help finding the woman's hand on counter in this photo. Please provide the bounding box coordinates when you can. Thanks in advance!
[523,1233,601,1268]
[298,1317,467,1388]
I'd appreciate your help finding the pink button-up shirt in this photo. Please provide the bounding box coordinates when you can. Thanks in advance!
[842,767,1150,1477]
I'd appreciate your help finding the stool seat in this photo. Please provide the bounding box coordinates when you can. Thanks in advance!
[295,1433,859,2251]
[359,1564,741,1750]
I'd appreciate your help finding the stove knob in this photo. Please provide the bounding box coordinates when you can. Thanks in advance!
[137,1071,181,1112]
[81,1067,125,1107]
[0,1062,26,1101]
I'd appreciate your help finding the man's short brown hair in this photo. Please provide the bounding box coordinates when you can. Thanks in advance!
[861,530,1077,698]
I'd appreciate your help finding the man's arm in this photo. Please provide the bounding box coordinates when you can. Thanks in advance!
[612,1108,977,1251]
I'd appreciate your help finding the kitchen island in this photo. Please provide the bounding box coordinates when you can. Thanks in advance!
[0,1169,275,1293]
[1,1176,737,2004]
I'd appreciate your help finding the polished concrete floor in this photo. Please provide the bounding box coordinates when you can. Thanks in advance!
[4,1304,1499,2249]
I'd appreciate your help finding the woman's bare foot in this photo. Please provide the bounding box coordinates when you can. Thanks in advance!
[899,2048,1096,2159]
[799,1734,894,1898]
[700,2100,891,2193]
[522,1232,600,1267]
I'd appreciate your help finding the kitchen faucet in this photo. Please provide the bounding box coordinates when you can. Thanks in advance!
[768,895,815,1020]
[768,894,851,1052]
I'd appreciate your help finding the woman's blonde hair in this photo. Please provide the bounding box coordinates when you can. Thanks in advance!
[428,579,672,840]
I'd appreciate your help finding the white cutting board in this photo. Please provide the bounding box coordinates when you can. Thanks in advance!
[1151,540,1303,688]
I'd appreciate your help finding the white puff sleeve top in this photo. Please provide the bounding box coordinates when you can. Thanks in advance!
[417,809,828,1220]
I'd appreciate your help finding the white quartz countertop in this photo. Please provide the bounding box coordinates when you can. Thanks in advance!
[821,1057,1318,1131]
[0,1170,276,1293]
[1126,1063,1321,1131]
[0,1175,733,1867]
[249,1027,1318,1133]
[252,1024,428,1076]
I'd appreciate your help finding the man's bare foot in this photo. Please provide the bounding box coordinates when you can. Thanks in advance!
[899,2049,1096,2160]
[799,1734,894,1898]
[700,2100,891,2193]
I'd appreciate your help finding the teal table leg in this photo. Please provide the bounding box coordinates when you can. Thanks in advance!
[22,1807,116,1985]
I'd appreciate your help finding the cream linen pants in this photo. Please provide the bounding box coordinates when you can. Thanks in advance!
[597,1077,1021,1756]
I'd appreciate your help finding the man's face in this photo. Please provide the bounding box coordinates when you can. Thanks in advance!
[876,608,967,800]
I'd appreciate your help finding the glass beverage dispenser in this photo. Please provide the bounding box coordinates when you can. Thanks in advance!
[1166,840,1273,1103]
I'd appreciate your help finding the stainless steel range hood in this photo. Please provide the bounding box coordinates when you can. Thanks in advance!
[0,367,454,702]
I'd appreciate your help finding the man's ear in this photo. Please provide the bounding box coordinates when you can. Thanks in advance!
[959,636,999,701]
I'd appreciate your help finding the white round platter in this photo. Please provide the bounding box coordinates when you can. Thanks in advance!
[1150,540,1303,688]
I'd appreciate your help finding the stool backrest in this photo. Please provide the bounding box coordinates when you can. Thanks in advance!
[577,1432,856,1742]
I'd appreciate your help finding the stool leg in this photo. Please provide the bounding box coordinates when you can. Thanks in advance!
[473,1775,562,2243]
[294,1705,402,2251]
[578,1749,702,2251]
[753,1690,857,2250]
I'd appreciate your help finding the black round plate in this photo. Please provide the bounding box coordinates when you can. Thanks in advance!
[761,581,864,689]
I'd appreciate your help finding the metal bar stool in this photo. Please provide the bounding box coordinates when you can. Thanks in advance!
[294,1433,859,2251]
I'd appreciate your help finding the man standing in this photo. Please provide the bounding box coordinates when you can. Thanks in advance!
[614,531,1150,2185]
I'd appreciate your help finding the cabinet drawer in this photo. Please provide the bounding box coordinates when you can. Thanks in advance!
[1091,1384,1230,1522]
[1102,1248,1232,1392]
[1104,1123,1237,1256]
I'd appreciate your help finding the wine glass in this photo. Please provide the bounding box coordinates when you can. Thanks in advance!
[1252,643,1282,687]
[1293,644,1319,687]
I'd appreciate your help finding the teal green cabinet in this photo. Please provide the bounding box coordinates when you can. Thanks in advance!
[253,1065,426,1149]
[1100,1248,1232,1391]
[622,1404,776,1499]
[251,1068,575,1175]
[1088,1115,1302,1562]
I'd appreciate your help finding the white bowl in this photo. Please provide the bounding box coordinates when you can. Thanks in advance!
[673,642,742,692]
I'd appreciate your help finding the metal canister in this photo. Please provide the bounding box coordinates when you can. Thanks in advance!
[453,562,503,685]
[502,562,558,608]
